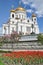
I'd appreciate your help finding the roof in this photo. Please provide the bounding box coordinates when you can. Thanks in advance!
[10,10,15,12]
[15,7,25,11]
[32,14,36,17]
[10,7,26,12]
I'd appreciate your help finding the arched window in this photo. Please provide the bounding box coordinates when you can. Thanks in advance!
[12,14,14,18]
[12,21,14,24]
[19,14,20,18]
[12,27,14,32]
[34,18,36,21]
[4,27,6,34]
[32,19,33,21]
[22,15,23,19]
[27,20,29,22]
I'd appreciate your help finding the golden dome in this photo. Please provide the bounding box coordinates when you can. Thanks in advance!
[32,14,36,17]
[10,10,15,12]
[15,7,25,11]
[10,7,25,12]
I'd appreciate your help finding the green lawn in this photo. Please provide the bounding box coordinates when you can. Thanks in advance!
[0,61,5,65]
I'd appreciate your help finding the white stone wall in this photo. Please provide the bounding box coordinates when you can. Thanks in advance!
[3,24,8,34]
[9,24,16,34]
[17,23,26,34]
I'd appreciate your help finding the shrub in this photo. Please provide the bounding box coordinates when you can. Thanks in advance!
[37,34,43,45]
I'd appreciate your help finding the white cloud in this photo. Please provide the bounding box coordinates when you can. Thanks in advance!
[30,3,36,8]
[26,9,33,13]
[21,0,43,17]
[22,0,29,4]
[35,10,43,17]
[22,0,32,5]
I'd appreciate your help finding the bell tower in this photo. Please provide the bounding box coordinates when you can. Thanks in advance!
[32,13,39,34]
[10,5,15,19]
[32,14,37,23]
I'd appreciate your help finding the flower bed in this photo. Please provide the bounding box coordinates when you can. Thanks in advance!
[0,51,42,65]
[3,51,43,57]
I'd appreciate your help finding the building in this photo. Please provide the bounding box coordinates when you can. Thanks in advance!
[3,6,39,35]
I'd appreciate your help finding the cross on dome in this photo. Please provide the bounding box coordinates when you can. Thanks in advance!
[11,5,14,9]
[19,0,22,7]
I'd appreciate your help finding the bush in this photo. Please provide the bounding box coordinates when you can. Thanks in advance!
[37,34,43,45]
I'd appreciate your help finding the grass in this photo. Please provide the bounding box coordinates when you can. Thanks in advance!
[0,61,4,65]
[0,55,43,65]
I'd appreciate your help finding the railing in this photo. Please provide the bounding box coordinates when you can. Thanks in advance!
[19,35,38,41]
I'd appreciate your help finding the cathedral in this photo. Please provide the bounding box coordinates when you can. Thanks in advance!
[3,6,39,35]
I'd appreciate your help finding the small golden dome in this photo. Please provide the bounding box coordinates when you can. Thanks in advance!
[10,10,15,12]
[15,7,25,11]
[32,14,36,17]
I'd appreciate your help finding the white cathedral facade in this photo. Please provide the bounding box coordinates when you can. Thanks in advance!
[3,6,39,35]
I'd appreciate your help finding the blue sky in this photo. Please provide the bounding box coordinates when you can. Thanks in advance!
[0,0,43,33]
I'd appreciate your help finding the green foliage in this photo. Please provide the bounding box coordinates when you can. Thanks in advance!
[0,50,11,53]
[38,34,43,45]
[0,62,5,65]
[0,56,43,65]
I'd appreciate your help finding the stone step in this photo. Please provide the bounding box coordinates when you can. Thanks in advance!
[0,42,43,50]
[0,42,39,47]
[0,45,43,49]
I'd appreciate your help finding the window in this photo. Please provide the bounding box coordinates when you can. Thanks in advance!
[27,20,29,22]
[20,26,22,32]
[32,19,33,21]
[34,27,36,33]
[34,18,36,21]
[22,15,23,19]
[4,27,6,34]
[19,14,21,18]
[16,15,18,18]
[12,21,14,24]
[34,22,35,24]
[12,14,14,18]
[26,27,30,32]
[12,27,14,32]
[31,24,34,28]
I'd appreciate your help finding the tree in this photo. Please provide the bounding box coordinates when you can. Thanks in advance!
[37,34,43,45]
[2,34,11,43]
[0,31,21,43]
[11,31,20,42]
